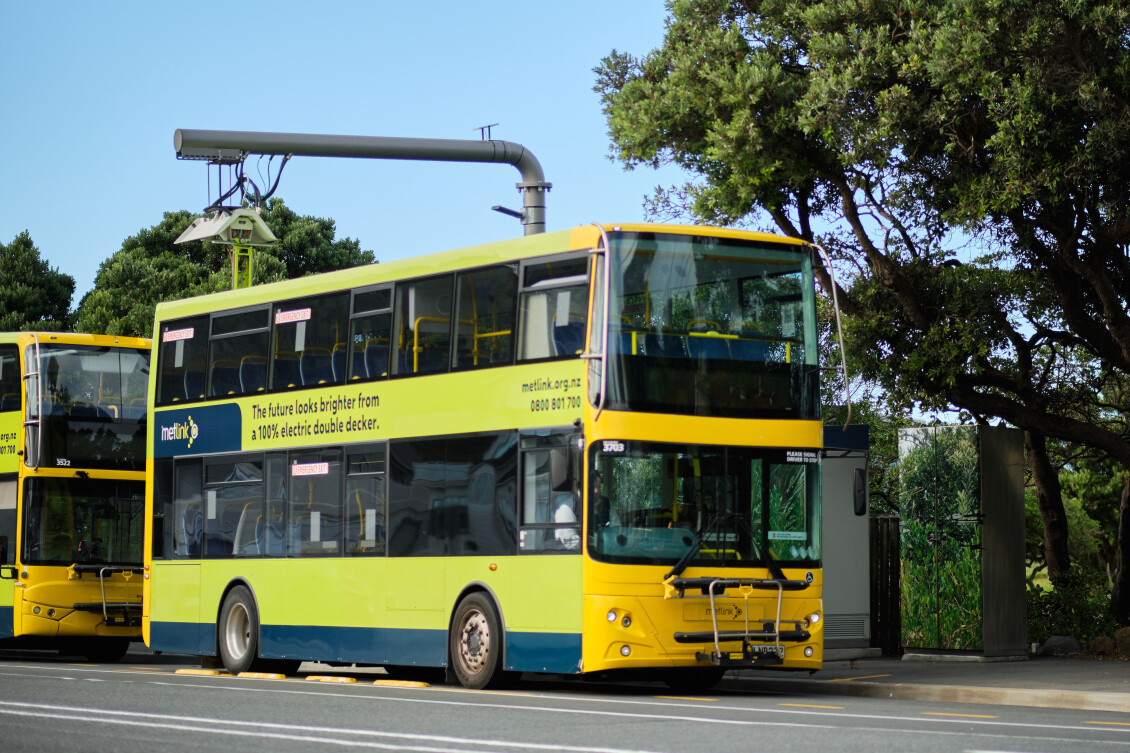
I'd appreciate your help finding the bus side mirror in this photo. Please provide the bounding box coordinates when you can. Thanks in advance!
[853,467,867,516]
[0,565,16,580]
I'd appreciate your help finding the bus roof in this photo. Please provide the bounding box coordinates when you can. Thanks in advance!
[0,331,151,349]
[153,222,807,322]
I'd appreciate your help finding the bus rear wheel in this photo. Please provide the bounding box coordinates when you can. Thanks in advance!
[218,586,260,675]
[450,593,505,689]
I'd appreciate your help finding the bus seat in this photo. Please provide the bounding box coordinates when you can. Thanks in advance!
[233,502,261,556]
[126,397,147,419]
[184,368,206,401]
[239,355,267,393]
[363,339,388,379]
[210,360,241,396]
[1,393,19,411]
[265,515,286,556]
[642,332,687,358]
[331,344,350,383]
[98,399,122,418]
[273,352,301,389]
[417,345,447,373]
[729,334,769,361]
[686,328,731,360]
[184,506,202,558]
[70,401,99,418]
[300,347,334,385]
[552,317,585,356]
[618,330,641,355]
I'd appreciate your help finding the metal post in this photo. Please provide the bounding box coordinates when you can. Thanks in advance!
[174,129,552,234]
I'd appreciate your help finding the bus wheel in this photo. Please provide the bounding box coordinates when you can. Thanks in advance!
[663,666,726,692]
[82,638,131,663]
[450,593,505,689]
[218,586,260,674]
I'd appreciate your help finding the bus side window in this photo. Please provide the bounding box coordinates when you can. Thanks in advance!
[392,275,453,376]
[453,265,517,370]
[517,255,589,362]
[272,293,350,390]
[387,434,516,557]
[209,309,269,400]
[0,345,19,411]
[518,434,580,554]
[203,458,263,558]
[156,317,208,405]
[346,446,386,555]
[350,287,392,382]
[0,478,16,565]
[287,450,342,557]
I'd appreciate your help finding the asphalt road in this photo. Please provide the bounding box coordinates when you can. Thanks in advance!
[0,649,1128,753]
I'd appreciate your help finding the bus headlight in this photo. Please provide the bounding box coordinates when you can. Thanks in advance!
[804,647,814,658]
[620,645,631,657]
[809,612,821,624]
[621,615,631,628]
[607,610,617,622]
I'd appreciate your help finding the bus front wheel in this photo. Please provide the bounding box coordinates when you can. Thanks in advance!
[450,593,505,689]
[218,586,260,675]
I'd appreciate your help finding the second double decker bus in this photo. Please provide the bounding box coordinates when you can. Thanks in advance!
[144,223,823,688]
[0,332,150,660]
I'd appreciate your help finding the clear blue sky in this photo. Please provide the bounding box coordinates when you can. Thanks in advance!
[1,1,686,308]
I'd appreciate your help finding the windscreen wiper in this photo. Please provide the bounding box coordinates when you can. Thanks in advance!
[664,530,702,581]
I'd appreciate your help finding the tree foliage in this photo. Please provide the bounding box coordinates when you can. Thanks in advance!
[596,0,1130,620]
[74,199,375,338]
[0,231,75,331]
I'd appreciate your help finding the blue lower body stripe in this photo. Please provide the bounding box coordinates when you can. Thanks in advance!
[149,620,581,673]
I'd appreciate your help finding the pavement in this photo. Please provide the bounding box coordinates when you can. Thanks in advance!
[725,653,1130,712]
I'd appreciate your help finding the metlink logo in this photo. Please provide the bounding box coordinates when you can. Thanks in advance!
[160,416,199,448]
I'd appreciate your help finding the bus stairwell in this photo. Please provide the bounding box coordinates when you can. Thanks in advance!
[68,565,140,627]
[664,576,810,667]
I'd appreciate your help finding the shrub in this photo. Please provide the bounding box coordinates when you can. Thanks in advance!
[1027,568,1118,647]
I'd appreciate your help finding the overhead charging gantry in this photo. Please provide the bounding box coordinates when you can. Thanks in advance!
[172,128,552,289]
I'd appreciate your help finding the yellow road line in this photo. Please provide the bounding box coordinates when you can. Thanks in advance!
[922,711,998,719]
[237,672,287,680]
[1086,720,1130,727]
[779,703,844,710]
[373,679,429,688]
[825,674,891,682]
[653,696,718,702]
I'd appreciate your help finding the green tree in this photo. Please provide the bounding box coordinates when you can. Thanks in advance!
[596,0,1130,621]
[0,231,75,331]
[74,199,376,338]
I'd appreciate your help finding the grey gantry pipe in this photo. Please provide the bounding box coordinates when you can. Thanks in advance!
[174,129,552,235]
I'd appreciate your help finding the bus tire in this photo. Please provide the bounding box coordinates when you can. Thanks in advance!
[218,585,260,675]
[450,592,505,689]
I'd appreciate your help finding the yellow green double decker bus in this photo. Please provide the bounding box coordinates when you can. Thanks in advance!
[143,223,823,688]
[0,332,150,661]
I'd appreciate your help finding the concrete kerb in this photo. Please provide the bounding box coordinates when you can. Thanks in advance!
[721,674,1130,713]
